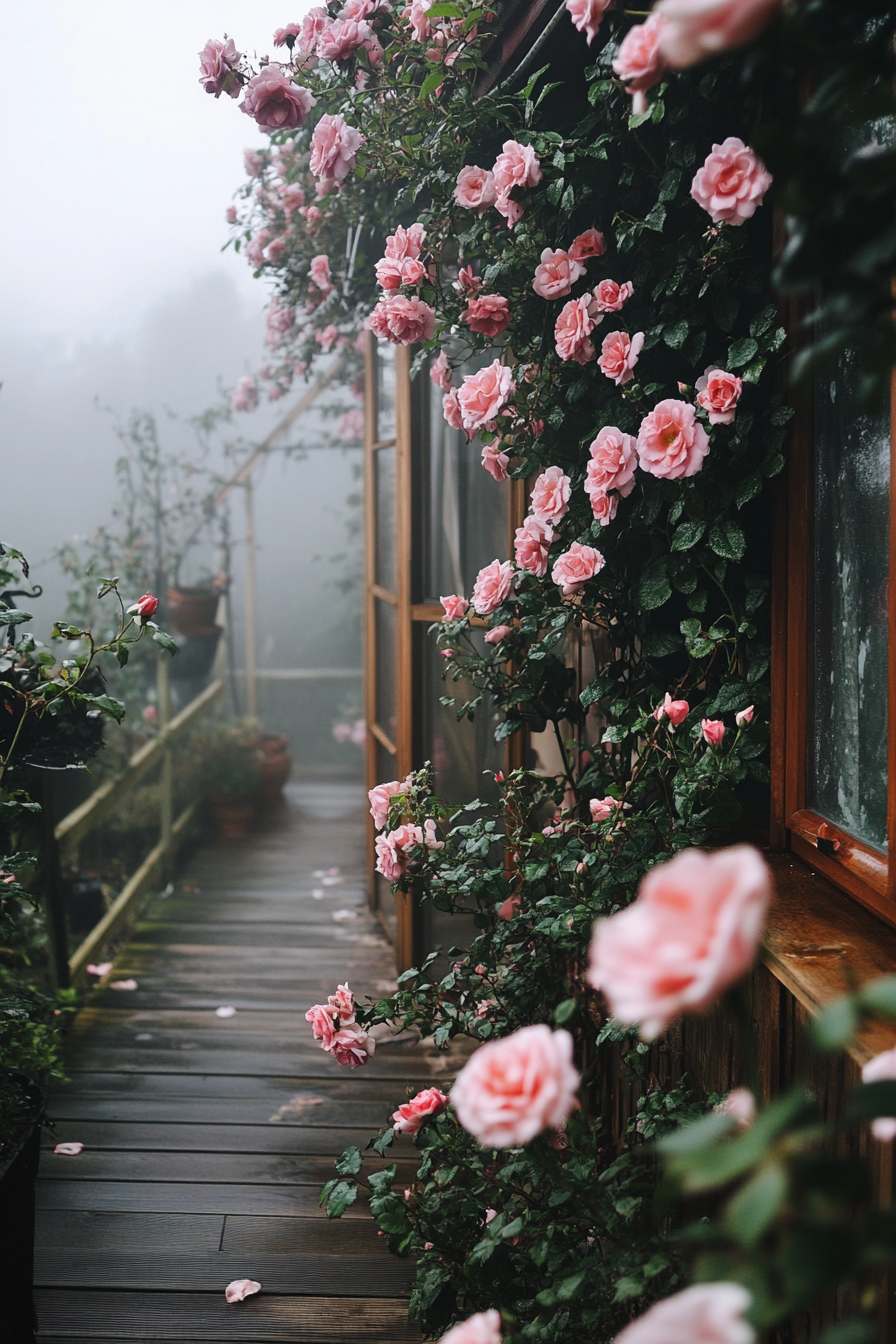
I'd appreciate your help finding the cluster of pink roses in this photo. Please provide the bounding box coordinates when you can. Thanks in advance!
[285,4,385,68]
[368,776,444,880]
[454,139,542,228]
[309,112,365,198]
[305,982,376,1068]
[369,224,437,345]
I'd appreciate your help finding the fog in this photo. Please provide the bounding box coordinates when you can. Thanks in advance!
[0,2,363,776]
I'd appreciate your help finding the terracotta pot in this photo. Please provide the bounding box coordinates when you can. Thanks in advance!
[167,587,220,636]
[208,788,255,838]
[257,734,292,807]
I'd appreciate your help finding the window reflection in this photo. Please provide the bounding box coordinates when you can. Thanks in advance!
[374,446,396,592]
[376,343,396,441]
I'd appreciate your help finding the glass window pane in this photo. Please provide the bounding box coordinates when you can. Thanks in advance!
[374,598,398,746]
[810,346,889,850]
[420,629,501,806]
[373,739,399,941]
[376,344,396,441]
[375,446,397,592]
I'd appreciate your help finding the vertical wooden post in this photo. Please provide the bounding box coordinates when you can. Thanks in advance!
[394,344,417,971]
[244,479,259,722]
[157,654,173,860]
[364,333,378,913]
[40,777,70,990]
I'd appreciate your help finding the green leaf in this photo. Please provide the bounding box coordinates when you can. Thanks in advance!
[424,1,462,14]
[554,998,577,1025]
[671,521,706,552]
[0,610,32,626]
[724,1161,788,1246]
[638,557,671,612]
[418,67,444,101]
[80,693,126,723]
[708,521,746,561]
[335,1146,363,1176]
[152,630,178,655]
[663,319,689,350]
[812,995,859,1051]
[847,1080,896,1120]
[857,975,896,1018]
[324,1180,358,1218]
[728,337,759,368]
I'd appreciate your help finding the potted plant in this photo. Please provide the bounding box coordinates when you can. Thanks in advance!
[257,733,292,807]
[196,720,264,837]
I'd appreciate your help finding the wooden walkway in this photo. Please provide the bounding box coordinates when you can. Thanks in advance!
[35,781,443,1344]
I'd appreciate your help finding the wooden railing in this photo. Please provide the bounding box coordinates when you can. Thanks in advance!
[45,670,223,987]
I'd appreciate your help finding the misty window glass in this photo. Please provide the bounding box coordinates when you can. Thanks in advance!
[422,356,507,604]
[376,344,397,441]
[374,598,398,746]
[374,446,397,592]
[420,631,501,806]
[810,345,889,850]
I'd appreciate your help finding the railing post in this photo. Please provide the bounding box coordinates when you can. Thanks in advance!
[158,655,173,868]
[244,479,259,722]
[39,777,70,990]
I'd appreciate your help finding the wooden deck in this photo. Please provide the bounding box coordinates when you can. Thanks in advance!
[35,781,442,1344]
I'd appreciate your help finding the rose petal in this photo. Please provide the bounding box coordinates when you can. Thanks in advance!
[332,909,358,922]
[311,888,326,899]
[216,1006,237,1018]
[86,963,113,977]
[55,1142,84,1155]
[109,979,138,991]
[225,1279,261,1304]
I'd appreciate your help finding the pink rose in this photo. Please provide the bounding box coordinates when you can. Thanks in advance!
[317,324,339,352]
[317,17,374,61]
[589,490,618,526]
[497,893,521,920]
[374,255,425,290]
[532,248,586,301]
[368,779,403,830]
[274,24,302,47]
[653,693,689,727]
[736,705,754,727]
[481,444,510,482]
[243,148,265,177]
[456,265,483,294]
[265,297,294,346]
[656,0,782,68]
[451,1024,580,1147]
[590,796,620,822]
[484,624,513,645]
[615,1283,755,1344]
[718,1087,756,1128]
[241,68,315,131]
[281,183,305,213]
[127,593,158,620]
[637,399,710,479]
[565,0,611,44]
[702,717,725,746]
[199,37,242,99]
[691,137,772,225]
[309,254,333,295]
[305,1002,337,1048]
[443,388,464,431]
[585,426,637,502]
[441,594,469,621]
[371,296,436,345]
[439,1311,503,1344]
[375,823,425,880]
[403,0,434,41]
[423,818,444,850]
[587,845,771,1038]
[612,15,667,115]
[454,166,498,211]
[457,361,516,434]
[530,466,571,526]
[598,330,644,386]
[300,205,323,226]
[862,1049,896,1142]
[385,223,426,260]
[430,351,453,390]
[298,7,332,51]
[492,140,542,195]
[695,366,742,424]
[329,1022,375,1068]
[591,279,633,314]
[554,295,598,364]
[551,541,605,595]
[232,376,258,412]
[327,982,356,1022]
[471,560,514,616]
[568,229,607,263]
[514,516,554,578]
[495,192,524,228]
[310,113,365,189]
[464,295,511,337]
[392,1086,450,1134]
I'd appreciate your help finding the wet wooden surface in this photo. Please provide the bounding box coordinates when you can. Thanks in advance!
[36,781,435,1343]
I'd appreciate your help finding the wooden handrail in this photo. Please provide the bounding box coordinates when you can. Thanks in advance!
[54,678,223,854]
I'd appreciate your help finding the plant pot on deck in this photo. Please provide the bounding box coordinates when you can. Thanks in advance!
[167,586,221,637]
[0,1069,46,1344]
[208,788,255,838]
[257,734,292,808]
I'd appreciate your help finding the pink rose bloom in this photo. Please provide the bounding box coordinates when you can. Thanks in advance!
[375,823,424,880]
[590,796,619,822]
[590,490,618,526]
[329,1022,375,1068]
[454,166,498,211]
[310,113,365,189]
[637,399,710,479]
[612,14,667,115]
[532,248,586,301]
[691,137,773,225]
[497,893,520,920]
[464,295,511,337]
[565,0,611,45]
[554,296,598,364]
[495,193,524,228]
[653,692,689,727]
[232,375,258,412]
[471,560,514,616]
[598,330,645,386]
[317,324,339,352]
[530,466,571,527]
[243,148,265,177]
[656,0,782,68]
[481,443,510,482]
[265,297,294,346]
[456,265,483,294]
[586,426,638,501]
[305,1002,337,1048]
[373,296,436,345]
[198,37,242,99]
[385,223,426,260]
[484,624,513,645]
[317,17,374,61]
[392,1086,450,1134]
[403,0,434,41]
[246,231,269,267]
[718,1087,756,1128]
[266,238,288,264]
[375,255,424,290]
[457,361,516,434]
[241,68,315,131]
[439,1311,503,1344]
[587,845,772,1038]
[423,818,444,850]
[281,183,306,213]
[327,982,356,1022]
[702,717,725,746]
[368,779,403,829]
[343,0,377,18]
[696,367,743,423]
[569,229,607,263]
[430,351,453,391]
[591,279,634,314]
[274,23,302,46]
[300,205,323,226]
[451,1024,580,1147]
[862,1048,896,1142]
[441,594,469,621]
[614,1282,755,1344]
[299,7,331,51]
[492,140,542,196]
[309,254,333,295]
[443,389,464,431]
[551,542,606,596]
[339,408,365,441]
[514,516,554,578]
[736,705,754,727]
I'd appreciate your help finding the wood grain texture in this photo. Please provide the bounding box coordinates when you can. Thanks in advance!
[40,1122,393,1154]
